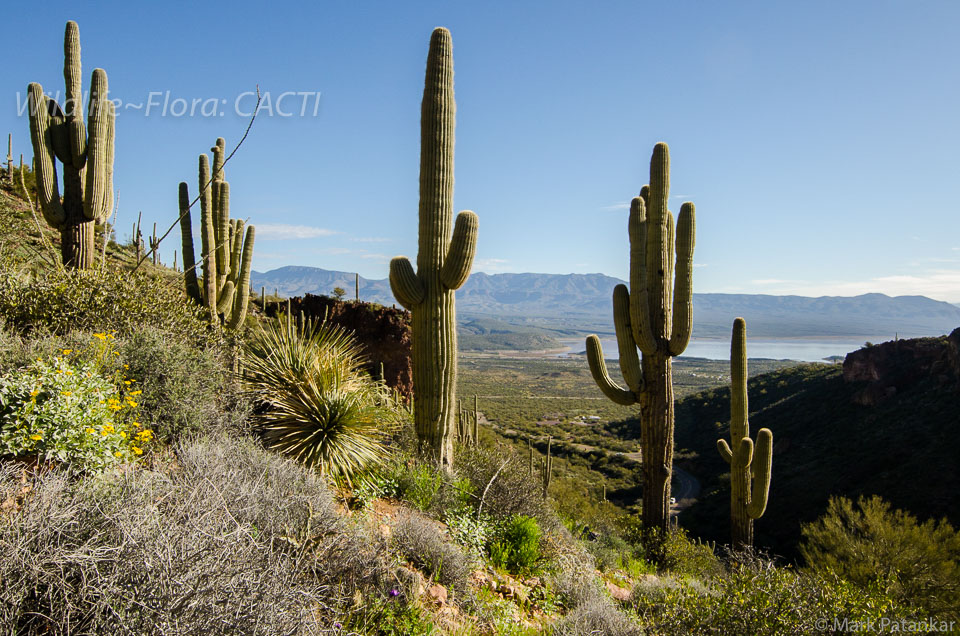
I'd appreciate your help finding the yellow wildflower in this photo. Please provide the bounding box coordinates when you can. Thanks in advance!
[30,389,40,398]
[132,446,143,455]
[86,428,95,435]
[114,451,123,457]
[137,430,154,441]
[93,333,107,340]
[62,349,72,355]
[130,390,142,396]
[62,391,72,397]
[124,380,131,385]
[132,421,141,428]
[126,400,138,408]
[30,434,42,441]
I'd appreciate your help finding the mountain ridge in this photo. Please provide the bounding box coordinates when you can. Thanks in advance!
[250,266,960,338]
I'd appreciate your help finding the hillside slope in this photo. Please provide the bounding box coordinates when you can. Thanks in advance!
[673,330,960,559]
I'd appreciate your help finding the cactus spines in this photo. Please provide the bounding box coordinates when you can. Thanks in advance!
[27,21,115,269]
[389,28,478,470]
[586,142,696,535]
[717,318,773,549]
[178,138,255,328]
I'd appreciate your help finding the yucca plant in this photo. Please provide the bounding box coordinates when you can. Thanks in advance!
[241,315,401,484]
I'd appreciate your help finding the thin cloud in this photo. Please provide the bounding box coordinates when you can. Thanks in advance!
[257,224,338,239]
[474,258,510,272]
[360,253,390,260]
[693,263,708,269]
[350,237,393,243]
[751,278,802,285]
[601,201,631,211]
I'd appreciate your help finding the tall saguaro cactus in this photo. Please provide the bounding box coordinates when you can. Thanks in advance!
[717,318,773,549]
[389,28,478,469]
[586,142,695,534]
[27,21,115,269]
[178,138,256,329]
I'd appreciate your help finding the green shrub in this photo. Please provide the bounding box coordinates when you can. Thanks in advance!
[0,267,216,346]
[445,506,495,559]
[800,495,960,618]
[490,514,542,574]
[242,318,402,484]
[397,463,445,512]
[118,328,239,442]
[0,333,154,471]
[629,554,907,635]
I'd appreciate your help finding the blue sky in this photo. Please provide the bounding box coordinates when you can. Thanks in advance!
[5,1,960,302]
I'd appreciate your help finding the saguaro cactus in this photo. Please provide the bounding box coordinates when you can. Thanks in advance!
[586,142,695,534]
[717,318,773,549]
[389,28,478,470]
[178,138,256,328]
[27,21,115,269]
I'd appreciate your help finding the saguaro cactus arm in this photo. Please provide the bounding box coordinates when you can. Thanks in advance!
[747,428,773,519]
[389,256,425,309]
[669,202,696,355]
[83,68,114,222]
[27,84,65,227]
[226,226,255,329]
[439,210,478,289]
[178,182,201,304]
[586,336,636,405]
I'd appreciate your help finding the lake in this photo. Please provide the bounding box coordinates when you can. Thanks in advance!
[557,337,877,362]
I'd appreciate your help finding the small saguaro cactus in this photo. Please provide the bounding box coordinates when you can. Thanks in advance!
[389,27,478,470]
[27,20,116,269]
[178,137,256,328]
[585,142,696,535]
[717,318,773,550]
[541,437,554,498]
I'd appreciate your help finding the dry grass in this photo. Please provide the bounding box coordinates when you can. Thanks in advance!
[0,434,392,634]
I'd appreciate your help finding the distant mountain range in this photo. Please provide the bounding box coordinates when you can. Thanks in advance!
[250,266,960,338]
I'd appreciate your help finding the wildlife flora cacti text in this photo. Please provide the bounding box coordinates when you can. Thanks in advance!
[27,20,116,269]
[389,27,478,469]
[585,142,696,535]
[717,317,773,549]
[178,137,256,328]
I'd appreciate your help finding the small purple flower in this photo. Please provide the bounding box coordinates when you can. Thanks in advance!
[389,588,399,598]
[333,623,342,629]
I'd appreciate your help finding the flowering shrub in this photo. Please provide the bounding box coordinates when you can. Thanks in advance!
[0,333,154,471]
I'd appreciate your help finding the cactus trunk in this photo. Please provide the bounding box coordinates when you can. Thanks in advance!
[389,28,477,470]
[639,353,675,528]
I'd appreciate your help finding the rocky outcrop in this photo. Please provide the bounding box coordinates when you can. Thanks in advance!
[268,294,413,401]
[842,328,960,405]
